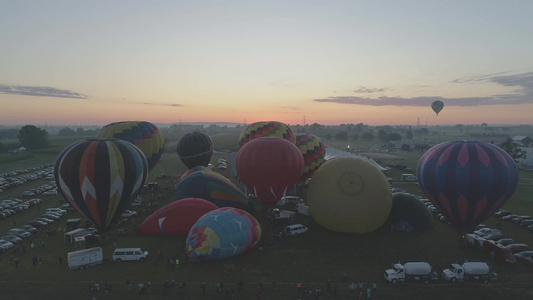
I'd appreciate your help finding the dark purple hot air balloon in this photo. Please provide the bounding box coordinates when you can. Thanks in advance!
[417,140,518,234]
[177,132,213,169]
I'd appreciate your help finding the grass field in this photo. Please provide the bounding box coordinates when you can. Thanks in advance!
[1,131,533,299]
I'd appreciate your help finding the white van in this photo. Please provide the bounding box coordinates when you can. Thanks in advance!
[112,248,148,262]
[284,224,308,236]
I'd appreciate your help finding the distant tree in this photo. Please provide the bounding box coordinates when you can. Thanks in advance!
[418,128,429,135]
[58,127,76,137]
[401,144,410,151]
[335,131,348,141]
[362,132,374,140]
[406,131,413,140]
[387,132,402,141]
[378,129,388,141]
[17,125,48,150]
[310,123,324,131]
[325,132,332,140]
[0,128,19,140]
[500,138,527,163]
[355,123,365,132]
[76,128,85,135]
[353,133,359,140]
[0,142,4,153]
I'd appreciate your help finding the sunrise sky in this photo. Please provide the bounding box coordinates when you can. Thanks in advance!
[1,1,533,127]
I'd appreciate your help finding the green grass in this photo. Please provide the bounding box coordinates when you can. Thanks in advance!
[1,130,533,299]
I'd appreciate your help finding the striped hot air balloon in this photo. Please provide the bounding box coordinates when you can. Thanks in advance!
[417,140,519,234]
[54,138,148,232]
[238,121,295,148]
[295,133,325,181]
[97,121,164,172]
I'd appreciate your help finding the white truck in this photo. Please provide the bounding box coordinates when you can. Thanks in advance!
[384,262,438,284]
[67,247,103,270]
[441,262,497,283]
[268,208,295,224]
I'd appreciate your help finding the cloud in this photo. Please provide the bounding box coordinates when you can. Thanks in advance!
[314,71,533,107]
[353,86,391,93]
[0,84,88,99]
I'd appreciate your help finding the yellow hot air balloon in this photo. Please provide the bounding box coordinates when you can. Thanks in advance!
[307,157,392,233]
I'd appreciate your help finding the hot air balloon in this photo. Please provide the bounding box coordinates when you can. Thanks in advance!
[97,121,164,171]
[307,157,392,233]
[417,140,518,234]
[54,138,148,232]
[173,166,250,211]
[177,132,213,169]
[136,198,218,235]
[389,193,434,231]
[239,121,295,148]
[431,100,444,115]
[186,207,262,262]
[294,133,326,181]
[236,137,304,207]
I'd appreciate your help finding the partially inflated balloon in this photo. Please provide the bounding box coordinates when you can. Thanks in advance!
[236,137,304,207]
[97,121,164,171]
[177,132,213,169]
[431,100,444,115]
[186,207,261,261]
[54,138,148,232]
[295,133,325,181]
[307,157,392,233]
[174,166,250,211]
[136,198,218,236]
[239,121,295,148]
[389,193,433,231]
[417,140,518,234]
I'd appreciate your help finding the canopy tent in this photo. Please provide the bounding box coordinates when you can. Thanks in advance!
[324,148,387,171]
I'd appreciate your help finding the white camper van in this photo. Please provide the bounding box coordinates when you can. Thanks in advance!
[112,248,148,262]
[284,224,308,236]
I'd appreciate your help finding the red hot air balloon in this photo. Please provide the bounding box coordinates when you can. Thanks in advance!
[236,137,304,207]
[417,140,518,235]
[136,198,218,236]
[177,132,213,169]
[54,138,148,232]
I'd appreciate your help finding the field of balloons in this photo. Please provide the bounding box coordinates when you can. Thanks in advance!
[2,120,533,299]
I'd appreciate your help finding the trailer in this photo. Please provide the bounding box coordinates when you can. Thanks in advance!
[64,228,88,244]
[67,247,103,270]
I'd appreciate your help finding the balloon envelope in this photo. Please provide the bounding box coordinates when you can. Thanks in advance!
[389,193,434,231]
[136,198,218,236]
[417,140,519,234]
[236,137,304,207]
[186,207,262,261]
[177,132,213,169]
[431,100,444,115]
[239,121,295,148]
[295,133,326,181]
[54,138,148,232]
[307,157,392,233]
[174,166,250,211]
[97,121,164,171]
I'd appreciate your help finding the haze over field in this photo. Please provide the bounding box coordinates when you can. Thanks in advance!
[1,1,533,126]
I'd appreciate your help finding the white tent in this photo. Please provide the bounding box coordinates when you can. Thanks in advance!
[324,148,387,171]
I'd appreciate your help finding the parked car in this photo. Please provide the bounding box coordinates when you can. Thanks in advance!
[494,209,512,218]
[19,225,38,234]
[121,210,138,218]
[474,228,497,237]
[27,220,48,228]
[60,203,74,211]
[514,251,533,267]
[511,215,531,224]
[520,219,533,228]
[41,213,60,221]
[46,208,67,216]
[484,231,504,241]
[1,235,23,244]
[502,214,518,222]
[506,243,530,254]
[496,238,516,247]
[35,217,55,224]
[7,228,31,239]
[0,240,14,252]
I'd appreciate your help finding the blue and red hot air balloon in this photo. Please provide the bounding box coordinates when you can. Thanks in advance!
[417,140,518,234]
[54,138,148,232]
